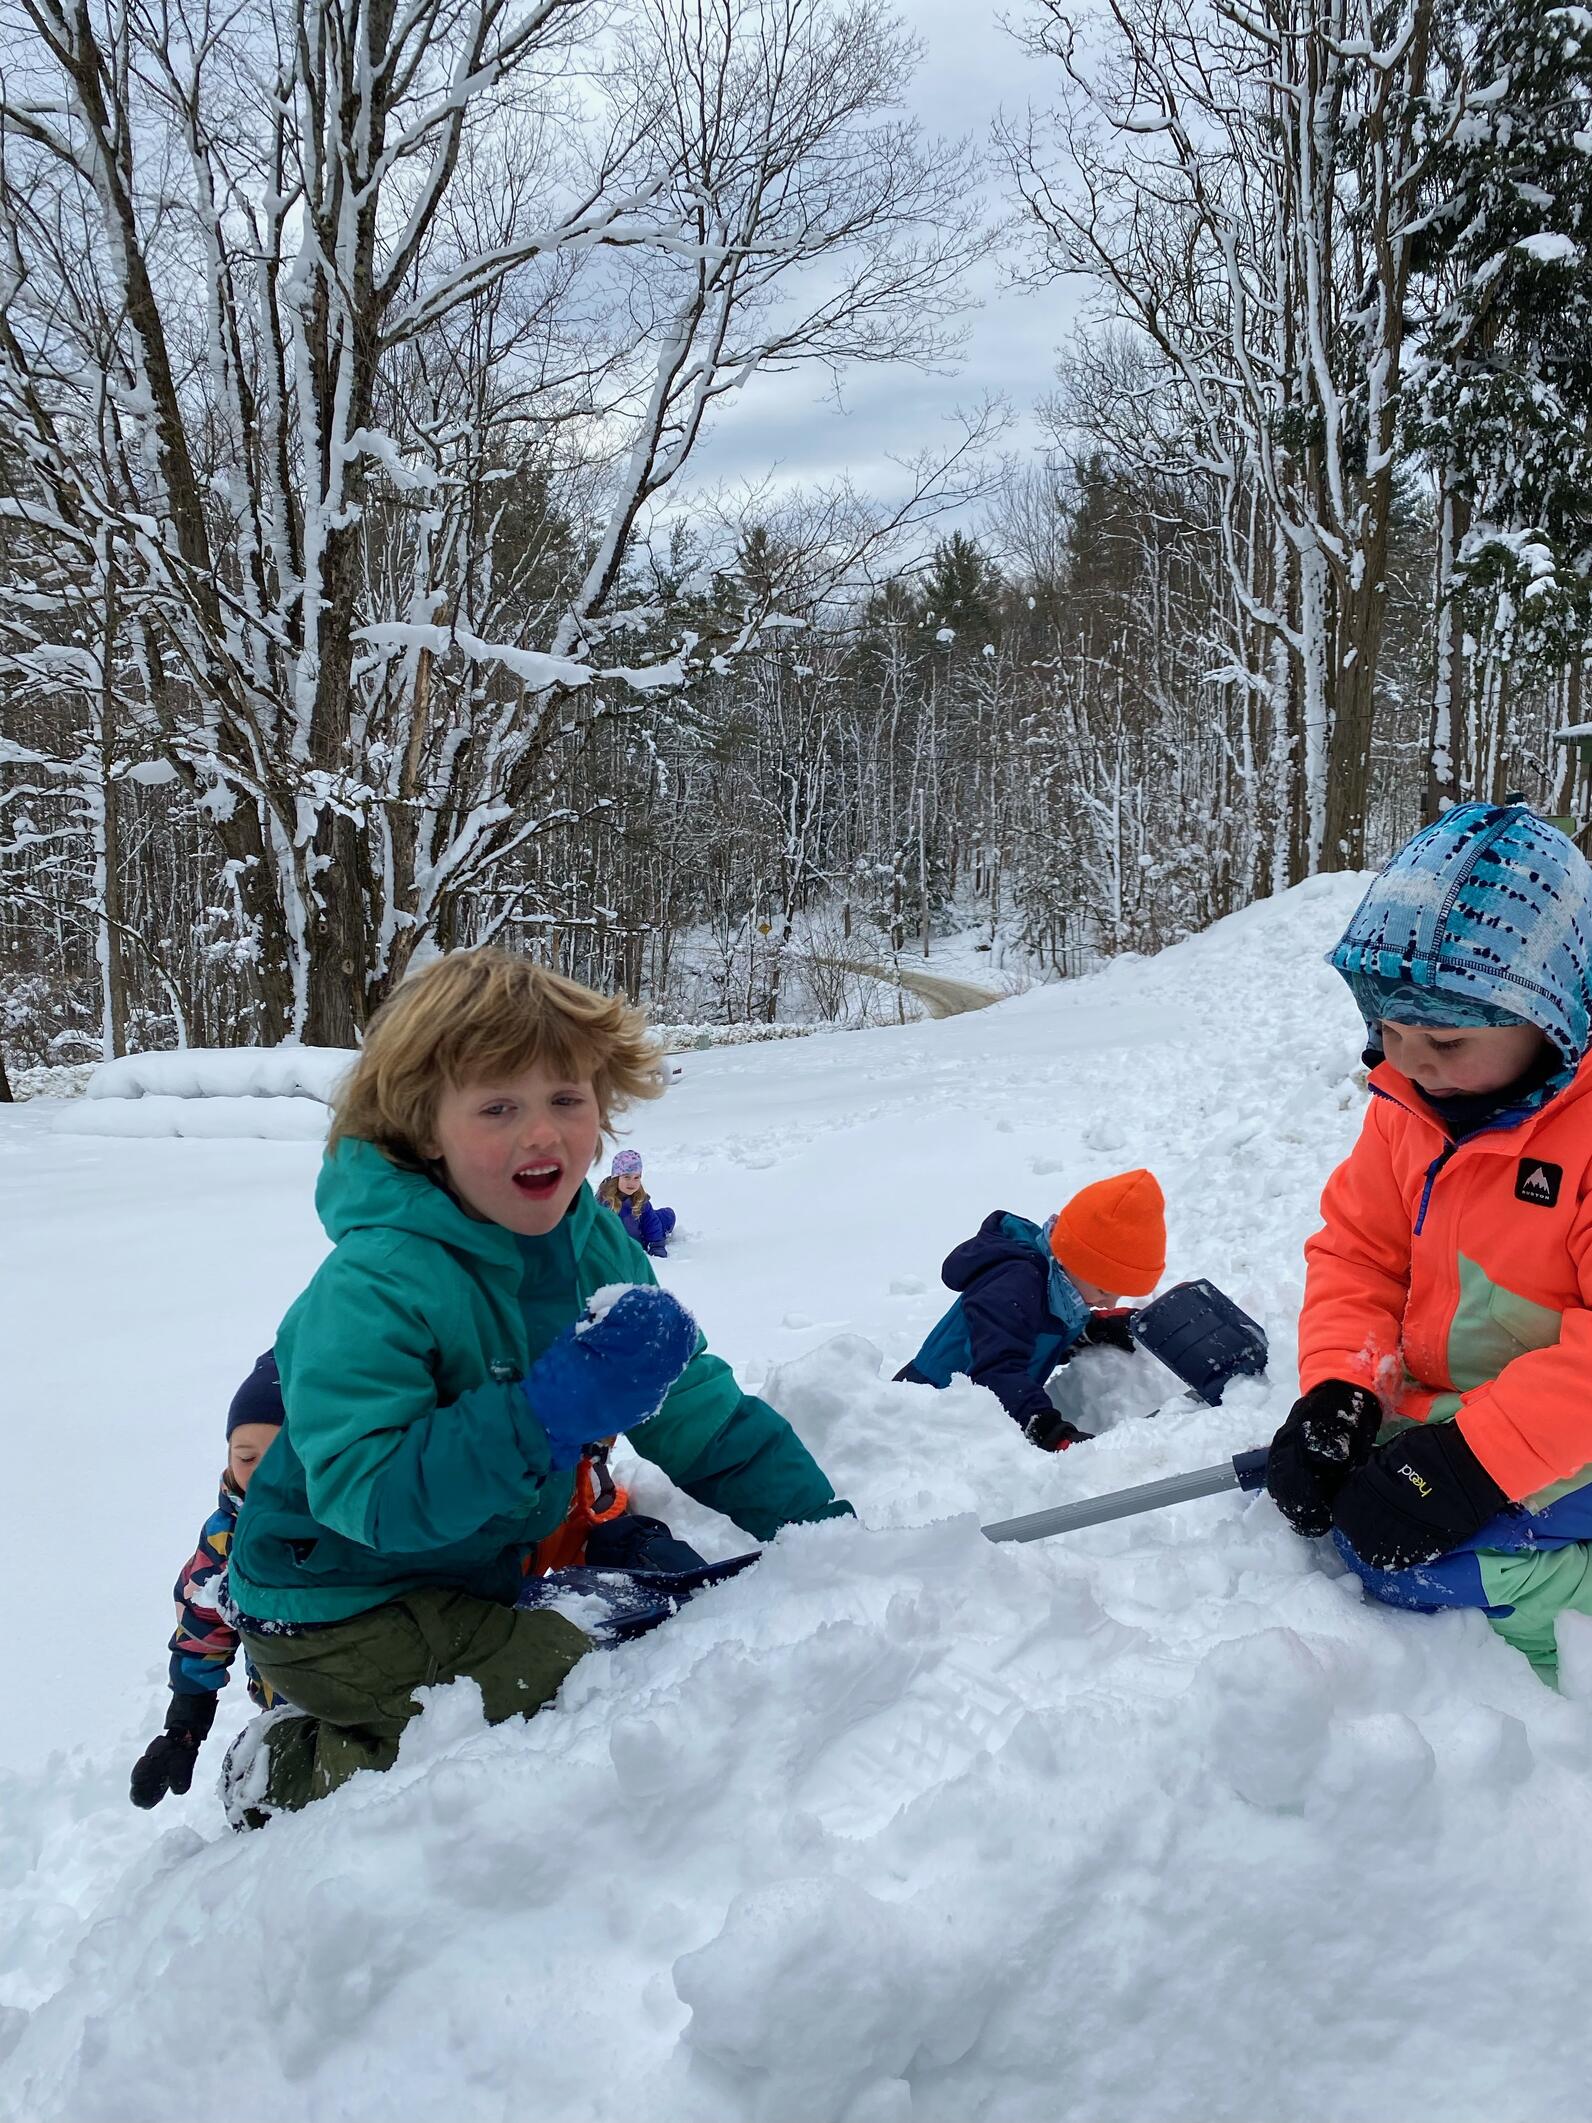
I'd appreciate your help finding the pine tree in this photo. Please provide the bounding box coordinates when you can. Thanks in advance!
[1413,0,1592,668]
[921,534,1004,644]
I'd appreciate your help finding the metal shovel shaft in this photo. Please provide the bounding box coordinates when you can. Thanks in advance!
[981,1448,1269,1546]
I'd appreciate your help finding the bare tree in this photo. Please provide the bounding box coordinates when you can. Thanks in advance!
[1005,0,1456,874]
[0,0,985,1040]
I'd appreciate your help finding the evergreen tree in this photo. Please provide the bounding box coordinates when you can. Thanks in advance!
[1413,0,1592,665]
[921,533,1004,643]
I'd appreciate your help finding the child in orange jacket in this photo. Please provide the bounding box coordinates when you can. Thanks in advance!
[1266,803,1592,1681]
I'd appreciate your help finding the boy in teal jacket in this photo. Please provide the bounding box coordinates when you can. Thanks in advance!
[224,949,847,1825]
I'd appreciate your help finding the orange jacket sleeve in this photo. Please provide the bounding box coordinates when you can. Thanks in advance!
[1455,1189,1592,1500]
[1298,1100,1412,1401]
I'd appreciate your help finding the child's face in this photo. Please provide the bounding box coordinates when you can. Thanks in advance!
[616,1171,642,1196]
[228,1422,280,1494]
[1381,1019,1548,1098]
[424,1062,601,1235]
[1074,1276,1119,1308]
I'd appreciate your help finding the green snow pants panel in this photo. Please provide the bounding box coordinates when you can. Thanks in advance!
[237,1587,591,1813]
[1339,1524,1592,1686]
[1477,1543,1592,1684]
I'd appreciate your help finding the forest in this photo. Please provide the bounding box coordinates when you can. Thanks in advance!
[3,0,1590,1075]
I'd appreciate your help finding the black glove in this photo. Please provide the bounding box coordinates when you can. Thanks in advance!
[1023,1405,1093,1452]
[1331,1421,1510,1570]
[1083,1309,1137,1354]
[130,1693,216,1809]
[1265,1380,1383,1536]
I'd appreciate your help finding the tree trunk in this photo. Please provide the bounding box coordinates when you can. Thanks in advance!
[303,811,378,1046]
[1324,540,1392,869]
[1426,482,1469,821]
[96,560,128,1057]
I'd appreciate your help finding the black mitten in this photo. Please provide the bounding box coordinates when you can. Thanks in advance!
[1023,1405,1093,1452]
[1083,1309,1137,1354]
[130,1693,217,1809]
[1265,1380,1383,1536]
[1332,1422,1509,1570]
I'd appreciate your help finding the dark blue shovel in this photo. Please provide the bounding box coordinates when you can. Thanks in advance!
[1128,1278,1269,1405]
[516,1549,763,1642]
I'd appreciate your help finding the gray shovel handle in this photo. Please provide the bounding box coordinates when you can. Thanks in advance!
[981,1448,1270,1545]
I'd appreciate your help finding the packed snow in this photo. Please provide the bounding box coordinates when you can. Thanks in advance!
[66,1047,353,1138]
[6,872,1592,2122]
[60,1095,334,1141]
[62,1028,824,1143]
[85,1046,354,1101]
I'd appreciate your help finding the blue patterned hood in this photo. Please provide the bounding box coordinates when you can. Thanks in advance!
[1330,804,1592,1071]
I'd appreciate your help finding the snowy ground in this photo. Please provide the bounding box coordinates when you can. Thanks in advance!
[6,872,1592,2122]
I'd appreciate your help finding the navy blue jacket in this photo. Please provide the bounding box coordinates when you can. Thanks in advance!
[896,1211,1092,1427]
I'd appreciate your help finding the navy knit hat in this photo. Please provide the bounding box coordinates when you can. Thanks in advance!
[227,1351,285,1438]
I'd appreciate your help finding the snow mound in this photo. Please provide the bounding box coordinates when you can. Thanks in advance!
[55,1046,352,1138]
[8,1352,1589,2123]
[11,870,1592,2121]
[85,1046,354,1102]
[58,1095,331,1141]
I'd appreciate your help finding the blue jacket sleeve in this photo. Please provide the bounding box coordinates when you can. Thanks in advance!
[960,1259,1071,1427]
[168,1505,242,1695]
[283,1240,562,1554]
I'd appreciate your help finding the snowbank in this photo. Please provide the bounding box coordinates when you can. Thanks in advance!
[85,1046,354,1103]
[60,1095,331,1141]
[59,1030,815,1141]
[656,1020,833,1050]
[56,1046,351,1139]
[6,1062,96,1102]
[10,869,1592,2121]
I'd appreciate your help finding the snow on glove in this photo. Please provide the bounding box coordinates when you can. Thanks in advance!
[1265,1379,1383,1537]
[129,1692,216,1809]
[1331,1421,1509,1570]
[523,1284,699,1470]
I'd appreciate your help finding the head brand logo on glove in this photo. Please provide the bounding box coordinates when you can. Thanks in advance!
[1395,1459,1433,1499]
[1515,1160,1563,1208]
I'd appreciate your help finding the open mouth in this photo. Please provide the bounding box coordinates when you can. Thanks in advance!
[511,1161,563,1200]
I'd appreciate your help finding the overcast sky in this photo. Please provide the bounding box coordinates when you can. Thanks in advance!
[671,0,1089,523]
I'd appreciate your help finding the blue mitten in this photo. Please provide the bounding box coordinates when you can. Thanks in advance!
[522,1285,699,1469]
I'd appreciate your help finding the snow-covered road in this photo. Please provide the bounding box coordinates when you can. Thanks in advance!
[6,873,1591,2121]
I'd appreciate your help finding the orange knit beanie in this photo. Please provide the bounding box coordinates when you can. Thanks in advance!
[1048,1168,1166,1297]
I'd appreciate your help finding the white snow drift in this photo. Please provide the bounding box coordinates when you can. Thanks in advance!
[6,872,1592,2123]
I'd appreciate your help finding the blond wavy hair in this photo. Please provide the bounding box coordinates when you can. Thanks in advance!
[330,948,665,1166]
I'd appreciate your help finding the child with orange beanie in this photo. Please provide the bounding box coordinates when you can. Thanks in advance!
[894,1170,1167,1449]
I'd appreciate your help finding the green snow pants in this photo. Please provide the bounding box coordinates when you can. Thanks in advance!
[1477,1544,1592,1683]
[1341,1529,1592,1686]
[235,1587,591,1817]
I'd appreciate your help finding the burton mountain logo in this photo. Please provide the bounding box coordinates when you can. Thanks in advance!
[1515,1160,1563,1209]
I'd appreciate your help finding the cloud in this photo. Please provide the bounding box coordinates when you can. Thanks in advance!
[671,3,1087,509]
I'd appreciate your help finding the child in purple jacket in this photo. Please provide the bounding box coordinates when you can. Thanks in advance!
[596,1148,677,1258]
